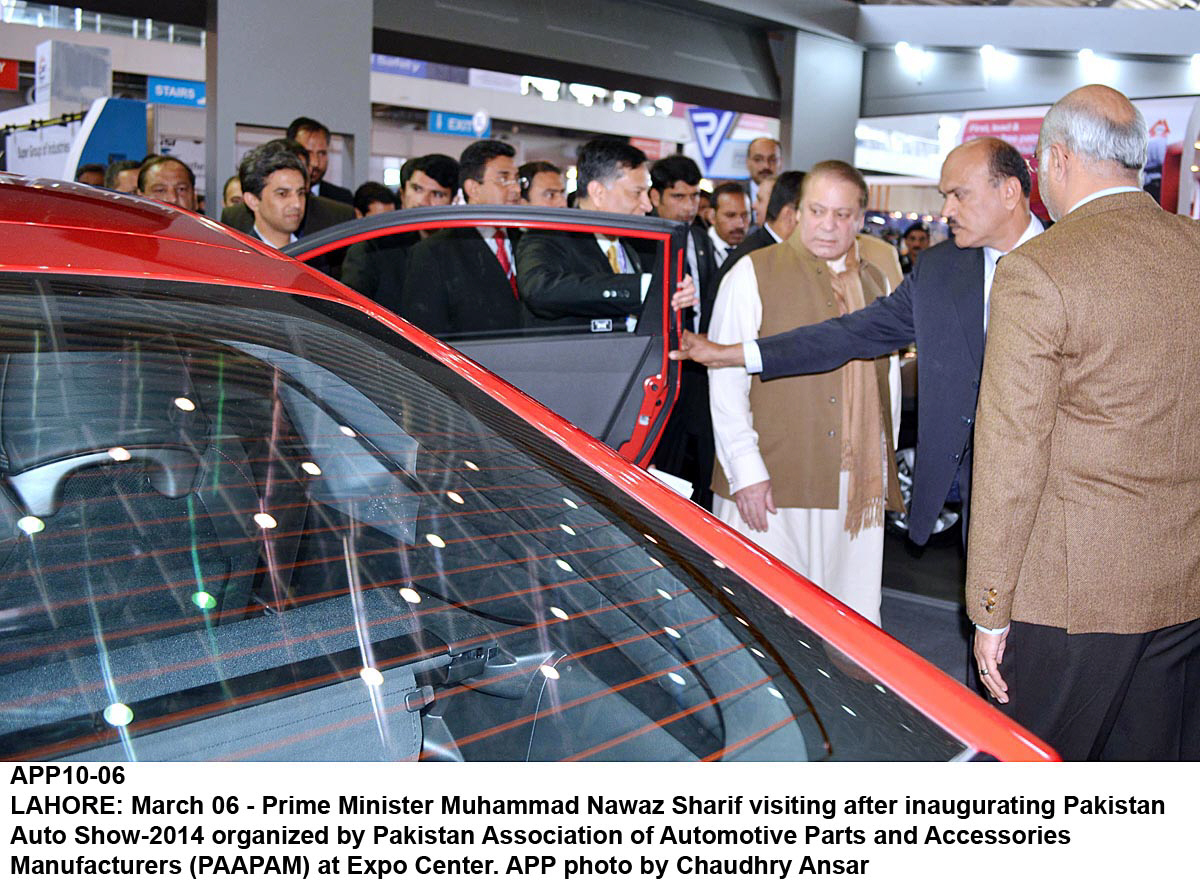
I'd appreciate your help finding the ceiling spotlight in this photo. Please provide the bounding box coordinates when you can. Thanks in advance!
[895,41,933,79]
[1078,48,1117,85]
[980,44,1017,79]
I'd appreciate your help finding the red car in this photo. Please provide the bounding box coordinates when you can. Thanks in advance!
[0,176,1055,761]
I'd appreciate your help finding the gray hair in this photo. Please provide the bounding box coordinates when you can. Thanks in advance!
[1039,94,1147,173]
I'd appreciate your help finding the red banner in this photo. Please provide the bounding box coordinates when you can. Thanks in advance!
[961,117,1043,160]
[961,116,1047,219]
[0,58,19,91]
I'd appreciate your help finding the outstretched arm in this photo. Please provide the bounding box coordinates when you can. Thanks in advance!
[672,260,919,376]
[757,270,916,380]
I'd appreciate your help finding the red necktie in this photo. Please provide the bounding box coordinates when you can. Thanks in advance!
[493,229,518,299]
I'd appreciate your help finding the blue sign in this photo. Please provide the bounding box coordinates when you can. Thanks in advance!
[687,107,737,176]
[428,110,490,138]
[147,76,205,108]
[371,54,427,78]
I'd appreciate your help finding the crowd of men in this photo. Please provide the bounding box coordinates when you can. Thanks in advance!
[71,89,1199,761]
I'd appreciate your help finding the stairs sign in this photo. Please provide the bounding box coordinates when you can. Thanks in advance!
[687,107,738,177]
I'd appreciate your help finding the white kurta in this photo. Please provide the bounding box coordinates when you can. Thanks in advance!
[708,251,901,627]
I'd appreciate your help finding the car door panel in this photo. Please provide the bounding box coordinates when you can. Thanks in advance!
[456,334,652,448]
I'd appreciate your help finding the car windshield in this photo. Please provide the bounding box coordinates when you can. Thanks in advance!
[0,274,968,761]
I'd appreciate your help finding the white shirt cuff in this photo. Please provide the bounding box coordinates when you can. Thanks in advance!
[639,273,652,302]
[743,340,763,374]
[726,451,770,495]
[974,623,1011,635]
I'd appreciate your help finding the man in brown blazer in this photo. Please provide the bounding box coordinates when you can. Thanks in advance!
[967,85,1200,760]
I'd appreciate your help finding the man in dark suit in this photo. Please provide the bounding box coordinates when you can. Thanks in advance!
[519,161,567,208]
[644,155,718,507]
[898,220,930,275]
[287,116,353,205]
[745,137,782,224]
[137,155,198,211]
[236,139,308,249]
[647,156,718,326]
[221,189,353,237]
[713,170,804,293]
[399,140,525,337]
[968,86,1200,760]
[516,138,651,330]
[220,139,354,238]
[339,155,460,314]
[670,137,1041,548]
[397,154,457,209]
[706,182,750,267]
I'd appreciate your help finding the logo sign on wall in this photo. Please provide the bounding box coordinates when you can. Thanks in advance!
[687,107,738,176]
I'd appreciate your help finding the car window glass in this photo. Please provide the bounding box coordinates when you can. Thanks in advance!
[0,277,966,762]
[317,221,669,342]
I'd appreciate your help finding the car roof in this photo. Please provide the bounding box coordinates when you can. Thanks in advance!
[0,173,348,298]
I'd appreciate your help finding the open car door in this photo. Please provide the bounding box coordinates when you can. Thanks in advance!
[286,206,687,467]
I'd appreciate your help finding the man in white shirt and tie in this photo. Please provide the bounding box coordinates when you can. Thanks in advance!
[400,140,526,337]
[707,183,751,268]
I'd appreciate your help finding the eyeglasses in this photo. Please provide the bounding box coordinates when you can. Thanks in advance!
[486,171,519,188]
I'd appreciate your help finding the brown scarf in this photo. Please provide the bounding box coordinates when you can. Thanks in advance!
[828,248,886,538]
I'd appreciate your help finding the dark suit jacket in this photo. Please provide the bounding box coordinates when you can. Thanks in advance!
[515,230,643,328]
[399,227,526,338]
[340,231,421,315]
[714,225,778,292]
[313,179,353,206]
[686,225,720,335]
[635,215,719,334]
[649,224,719,508]
[755,238,986,545]
[220,193,355,237]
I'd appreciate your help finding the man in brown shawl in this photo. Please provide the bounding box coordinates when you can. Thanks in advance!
[707,160,903,625]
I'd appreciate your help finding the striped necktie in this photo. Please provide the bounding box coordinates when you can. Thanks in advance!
[494,229,518,299]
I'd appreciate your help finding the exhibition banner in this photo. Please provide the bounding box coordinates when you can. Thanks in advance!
[960,96,1197,212]
[4,121,80,178]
